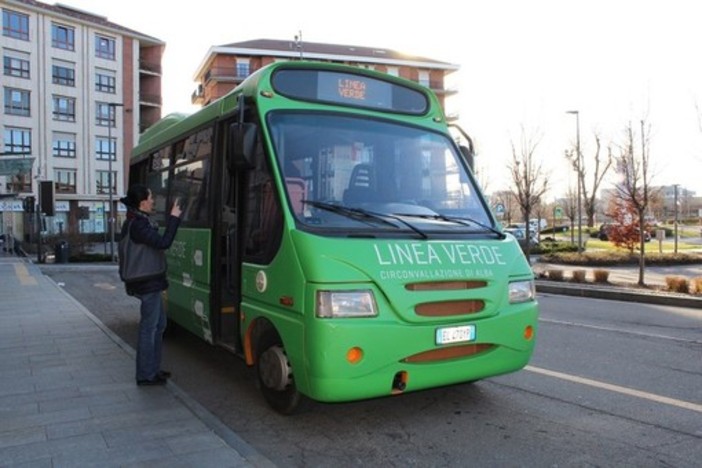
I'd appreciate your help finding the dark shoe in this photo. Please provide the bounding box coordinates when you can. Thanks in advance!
[137,375,167,386]
[157,370,171,379]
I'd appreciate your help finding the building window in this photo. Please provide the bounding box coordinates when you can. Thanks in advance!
[3,54,30,78]
[95,71,116,93]
[4,87,30,116]
[95,102,115,126]
[52,132,76,158]
[2,9,29,41]
[52,64,75,86]
[54,169,77,194]
[236,60,250,78]
[95,137,115,160]
[51,23,75,50]
[7,173,32,193]
[3,127,31,155]
[95,35,115,60]
[96,170,116,194]
[386,66,399,77]
[418,70,430,87]
[53,96,76,121]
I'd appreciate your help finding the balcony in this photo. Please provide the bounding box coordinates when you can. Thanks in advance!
[139,93,162,106]
[204,67,249,84]
[422,80,458,95]
[139,60,162,75]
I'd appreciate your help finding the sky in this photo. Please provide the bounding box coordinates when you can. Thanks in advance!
[61,0,702,198]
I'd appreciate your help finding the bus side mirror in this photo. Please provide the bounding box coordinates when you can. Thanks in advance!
[228,123,257,171]
[459,145,474,172]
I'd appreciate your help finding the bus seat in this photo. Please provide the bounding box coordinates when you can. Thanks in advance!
[343,164,374,204]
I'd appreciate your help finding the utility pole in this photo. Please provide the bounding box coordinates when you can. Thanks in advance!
[674,184,679,254]
[566,110,583,253]
[107,103,124,263]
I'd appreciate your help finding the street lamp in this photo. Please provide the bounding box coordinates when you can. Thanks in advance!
[566,110,583,254]
[107,103,124,262]
[674,184,679,254]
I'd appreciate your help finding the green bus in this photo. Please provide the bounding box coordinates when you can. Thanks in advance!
[129,61,538,413]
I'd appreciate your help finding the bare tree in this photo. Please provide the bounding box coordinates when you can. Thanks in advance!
[566,133,613,227]
[508,127,549,262]
[613,120,655,286]
[562,186,577,244]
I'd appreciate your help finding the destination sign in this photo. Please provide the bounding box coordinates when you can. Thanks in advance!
[272,68,428,114]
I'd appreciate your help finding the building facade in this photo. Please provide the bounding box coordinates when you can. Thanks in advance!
[1,0,163,244]
[191,38,459,116]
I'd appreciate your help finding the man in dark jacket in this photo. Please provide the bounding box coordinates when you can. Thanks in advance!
[120,184,181,386]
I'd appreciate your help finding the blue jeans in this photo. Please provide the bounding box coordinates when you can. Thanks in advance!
[136,291,166,381]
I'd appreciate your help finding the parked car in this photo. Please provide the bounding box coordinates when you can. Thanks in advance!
[504,227,539,247]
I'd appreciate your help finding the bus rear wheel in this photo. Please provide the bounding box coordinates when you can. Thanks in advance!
[255,332,303,415]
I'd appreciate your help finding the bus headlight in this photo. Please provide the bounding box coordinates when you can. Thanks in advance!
[316,290,378,318]
[509,280,535,304]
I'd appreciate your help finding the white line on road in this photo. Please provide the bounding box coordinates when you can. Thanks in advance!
[525,366,702,413]
[540,318,702,344]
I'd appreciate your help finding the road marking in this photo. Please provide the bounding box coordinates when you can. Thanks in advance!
[541,318,702,344]
[14,263,37,286]
[525,365,702,414]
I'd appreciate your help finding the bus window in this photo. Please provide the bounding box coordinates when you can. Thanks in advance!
[171,127,213,223]
[172,159,210,223]
[144,146,171,224]
[243,133,283,263]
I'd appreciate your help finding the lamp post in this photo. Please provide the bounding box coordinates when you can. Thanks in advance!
[107,103,124,262]
[566,110,583,254]
[674,184,679,254]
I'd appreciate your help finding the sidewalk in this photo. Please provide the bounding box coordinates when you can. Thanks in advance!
[532,260,702,288]
[532,259,702,308]
[0,252,272,467]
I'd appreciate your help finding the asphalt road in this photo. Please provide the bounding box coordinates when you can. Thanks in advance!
[42,264,702,467]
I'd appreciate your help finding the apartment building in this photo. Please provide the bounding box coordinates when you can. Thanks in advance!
[191,38,459,115]
[1,0,163,242]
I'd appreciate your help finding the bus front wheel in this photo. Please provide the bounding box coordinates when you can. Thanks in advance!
[255,332,303,415]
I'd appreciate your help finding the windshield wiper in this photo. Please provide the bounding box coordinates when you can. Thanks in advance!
[303,200,397,228]
[396,213,506,240]
[303,200,429,238]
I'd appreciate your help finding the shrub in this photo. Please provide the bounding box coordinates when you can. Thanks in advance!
[593,269,610,283]
[691,277,702,295]
[571,270,587,283]
[665,276,690,294]
[540,251,702,267]
[530,241,578,255]
[547,269,564,281]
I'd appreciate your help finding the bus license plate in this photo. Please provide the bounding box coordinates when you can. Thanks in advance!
[436,325,476,345]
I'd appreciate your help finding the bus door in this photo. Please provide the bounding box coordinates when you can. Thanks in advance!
[217,113,284,351]
[216,118,245,350]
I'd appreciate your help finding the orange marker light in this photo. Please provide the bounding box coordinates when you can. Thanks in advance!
[524,325,534,341]
[347,347,363,364]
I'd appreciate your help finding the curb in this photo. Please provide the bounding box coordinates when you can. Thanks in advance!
[536,280,702,308]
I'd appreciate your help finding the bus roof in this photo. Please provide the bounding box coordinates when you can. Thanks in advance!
[132,61,440,160]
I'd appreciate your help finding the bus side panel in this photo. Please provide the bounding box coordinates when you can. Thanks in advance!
[165,228,214,342]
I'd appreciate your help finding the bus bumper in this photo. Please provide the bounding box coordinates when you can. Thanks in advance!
[300,303,538,403]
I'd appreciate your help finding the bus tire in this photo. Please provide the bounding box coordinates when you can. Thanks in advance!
[255,330,304,415]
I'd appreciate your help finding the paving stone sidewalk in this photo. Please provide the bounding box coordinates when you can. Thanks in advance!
[0,254,270,467]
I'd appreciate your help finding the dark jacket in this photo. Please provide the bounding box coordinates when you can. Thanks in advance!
[120,208,181,296]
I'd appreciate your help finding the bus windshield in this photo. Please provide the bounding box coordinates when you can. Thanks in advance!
[268,112,493,236]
